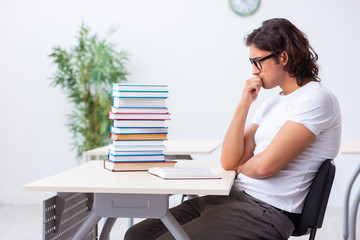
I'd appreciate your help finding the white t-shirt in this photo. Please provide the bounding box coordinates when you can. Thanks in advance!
[234,81,341,213]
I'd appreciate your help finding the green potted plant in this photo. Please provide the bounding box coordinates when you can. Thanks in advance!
[49,22,129,159]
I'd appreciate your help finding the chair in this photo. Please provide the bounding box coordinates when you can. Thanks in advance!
[291,159,336,240]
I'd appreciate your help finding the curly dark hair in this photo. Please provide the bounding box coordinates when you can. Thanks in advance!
[245,18,320,86]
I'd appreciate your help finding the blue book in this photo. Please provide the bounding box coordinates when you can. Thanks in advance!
[107,154,166,162]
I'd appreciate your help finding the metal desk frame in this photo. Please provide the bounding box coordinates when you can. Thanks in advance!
[341,138,360,240]
[23,160,235,240]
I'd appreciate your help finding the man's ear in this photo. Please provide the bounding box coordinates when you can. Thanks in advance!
[280,51,289,66]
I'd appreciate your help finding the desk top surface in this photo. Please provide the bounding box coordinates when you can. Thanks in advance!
[22,160,235,196]
[85,140,222,156]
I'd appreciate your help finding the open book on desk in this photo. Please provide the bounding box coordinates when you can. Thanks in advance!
[148,167,221,180]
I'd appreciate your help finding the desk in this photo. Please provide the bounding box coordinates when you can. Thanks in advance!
[341,138,360,240]
[85,140,222,161]
[23,160,235,240]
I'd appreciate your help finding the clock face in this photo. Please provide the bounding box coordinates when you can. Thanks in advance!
[229,0,260,17]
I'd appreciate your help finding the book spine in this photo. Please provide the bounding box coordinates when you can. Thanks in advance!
[110,126,168,134]
[110,133,167,140]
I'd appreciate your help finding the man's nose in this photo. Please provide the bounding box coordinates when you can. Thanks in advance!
[252,65,261,75]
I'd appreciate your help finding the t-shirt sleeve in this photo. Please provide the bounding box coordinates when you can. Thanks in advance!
[251,99,272,125]
[251,106,263,125]
[287,90,336,136]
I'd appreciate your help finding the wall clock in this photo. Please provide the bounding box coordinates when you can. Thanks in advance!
[229,0,260,17]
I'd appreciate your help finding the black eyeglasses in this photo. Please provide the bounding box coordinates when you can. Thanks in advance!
[249,53,277,70]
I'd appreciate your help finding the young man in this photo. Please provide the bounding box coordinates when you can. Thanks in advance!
[125,18,341,240]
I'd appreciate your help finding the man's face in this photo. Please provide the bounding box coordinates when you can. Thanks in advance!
[249,44,287,90]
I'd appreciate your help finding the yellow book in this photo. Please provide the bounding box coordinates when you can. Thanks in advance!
[110,133,167,140]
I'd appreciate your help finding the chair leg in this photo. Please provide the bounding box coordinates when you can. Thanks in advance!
[309,228,317,240]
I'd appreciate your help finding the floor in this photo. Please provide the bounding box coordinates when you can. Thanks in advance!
[0,195,358,240]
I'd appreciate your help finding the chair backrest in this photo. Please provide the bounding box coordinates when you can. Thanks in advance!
[291,159,336,236]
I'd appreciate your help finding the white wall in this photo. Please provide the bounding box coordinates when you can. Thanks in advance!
[1,0,360,206]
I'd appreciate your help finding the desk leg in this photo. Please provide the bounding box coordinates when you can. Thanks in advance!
[161,210,190,240]
[128,217,134,227]
[72,211,102,240]
[99,218,117,240]
[349,188,360,240]
[343,165,360,240]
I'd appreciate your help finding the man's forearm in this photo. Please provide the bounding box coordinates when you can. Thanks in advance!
[221,76,262,170]
[220,104,250,170]
[237,154,270,179]
[237,121,316,179]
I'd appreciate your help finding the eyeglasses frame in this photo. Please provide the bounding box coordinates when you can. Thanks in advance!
[249,53,277,70]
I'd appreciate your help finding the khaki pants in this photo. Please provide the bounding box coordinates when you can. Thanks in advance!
[125,187,294,240]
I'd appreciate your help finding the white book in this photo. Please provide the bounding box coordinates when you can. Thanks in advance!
[113,120,165,128]
[109,145,165,152]
[110,126,168,134]
[111,106,168,114]
[109,112,171,120]
[109,150,164,155]
[113,97,166,108]
[112,140,165,146]
[111,90,168,98]
[148,167,221,179]
[112,84,168,92]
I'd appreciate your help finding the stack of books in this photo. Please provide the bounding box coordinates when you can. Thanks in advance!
[104,84,176,171]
